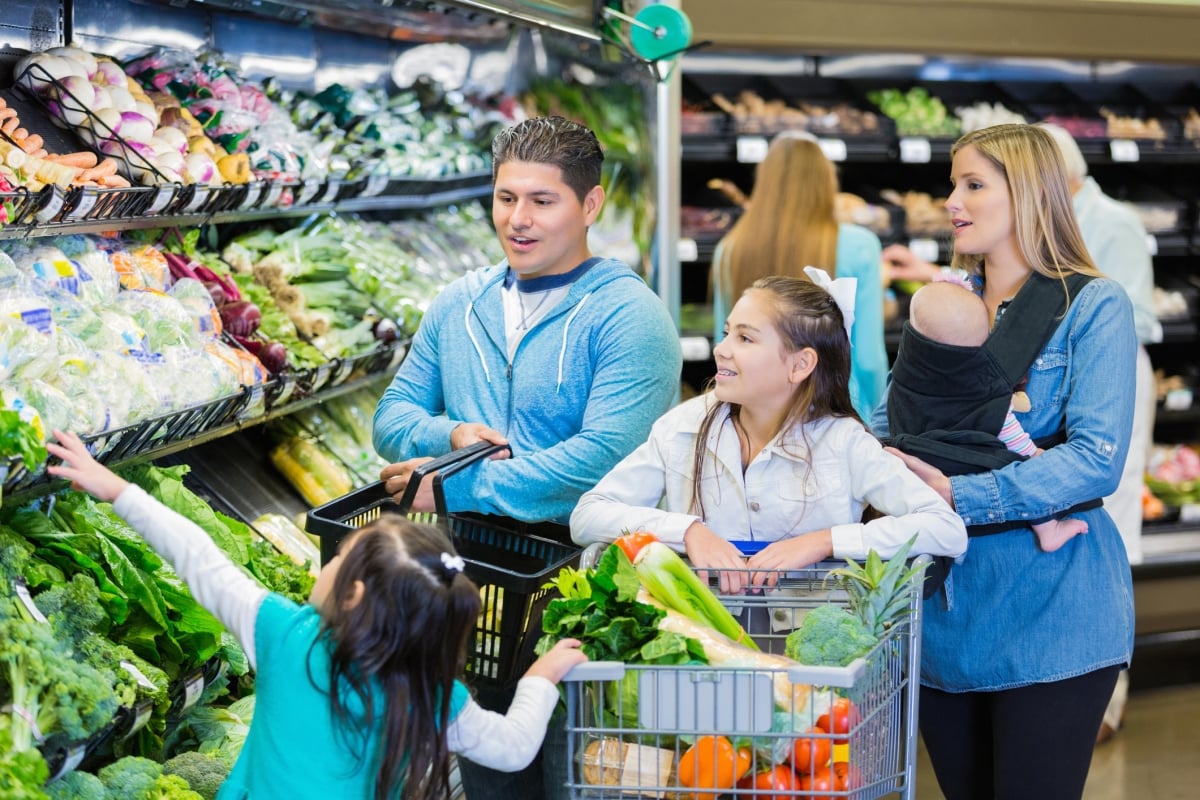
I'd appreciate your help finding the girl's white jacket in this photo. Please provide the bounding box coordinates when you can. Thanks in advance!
[570,395,967,562]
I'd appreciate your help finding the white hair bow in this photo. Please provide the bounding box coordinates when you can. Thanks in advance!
[803,266,856,342]
[441,552,465,573]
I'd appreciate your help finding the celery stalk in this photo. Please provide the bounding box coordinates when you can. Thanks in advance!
[633,542,759,652]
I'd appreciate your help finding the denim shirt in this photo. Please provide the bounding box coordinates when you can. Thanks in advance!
[871,278,1136,691]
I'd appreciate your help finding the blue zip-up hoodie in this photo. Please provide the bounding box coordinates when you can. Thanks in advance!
[373,257,682,524]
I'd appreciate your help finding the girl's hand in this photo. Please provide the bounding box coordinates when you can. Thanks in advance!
[745,530,833,588]
[683,522,749,595]
[883,447,955,509]
[524,638,587,684]
[45,429,128,503]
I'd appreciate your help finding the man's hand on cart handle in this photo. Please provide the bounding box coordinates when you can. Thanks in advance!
[450,422,509,451]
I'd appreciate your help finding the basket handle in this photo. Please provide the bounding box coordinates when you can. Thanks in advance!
[394,440,512,516]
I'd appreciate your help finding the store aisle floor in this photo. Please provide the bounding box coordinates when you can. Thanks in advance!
[914,683,1200,799]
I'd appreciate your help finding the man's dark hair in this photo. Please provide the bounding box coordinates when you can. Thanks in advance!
[491,116,604,202]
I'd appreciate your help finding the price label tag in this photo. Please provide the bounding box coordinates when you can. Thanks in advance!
[262,182,285,208]
[1164,387,1193,412]
[48,745,87,782]
[147,185,175,215]
[181,673,205,713]
[124,700,155,739]
[899,137,932,163]
[818,138,848,162]
[677,238,699,262]
[909,238,941,264]
[121,660,159,691]
[240,181,264,209]
[35,188,66,222]
[296,177,321,205]
[14,578,48,623]
[679,336,712,362]
[1145,233,1159,257]
[1180,503,1200,523]
[736,136,769,163]
[362,174,390,197]
[321,179,341,204]
[1110,139,1140,162]
[183,185,211,213]
[67,190,99,220]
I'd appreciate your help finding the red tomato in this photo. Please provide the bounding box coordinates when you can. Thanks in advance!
[789,725,832,774]
[735,766,797,800]
[816,697,859,745]
[832,761,862,791]
[797,766,836,800]
[614,530,658,562]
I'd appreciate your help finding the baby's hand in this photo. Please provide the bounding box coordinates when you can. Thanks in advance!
[523,638,587,684]
[45,429,129,503]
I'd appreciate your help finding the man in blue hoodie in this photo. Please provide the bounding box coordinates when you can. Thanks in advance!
[373,116,681,526]
[372,116,681,800]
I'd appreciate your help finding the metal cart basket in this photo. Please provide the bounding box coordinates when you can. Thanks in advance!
[306,441,581,689]
[560,553,929,799]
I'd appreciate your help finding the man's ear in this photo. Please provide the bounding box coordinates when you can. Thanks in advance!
[583,184,605,226]
[789,346,819,384]
[343,579,365,610]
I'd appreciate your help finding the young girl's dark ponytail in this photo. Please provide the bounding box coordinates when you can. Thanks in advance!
[318,517,482,800]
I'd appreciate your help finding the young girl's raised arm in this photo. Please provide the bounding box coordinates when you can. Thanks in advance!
[47,430,269,670]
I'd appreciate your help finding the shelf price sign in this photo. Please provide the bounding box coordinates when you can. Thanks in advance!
[1110,139,1140,162]
[677,238,699,262]
[899,137,932,163]
[736,136,770,163]
[818,138,848,162]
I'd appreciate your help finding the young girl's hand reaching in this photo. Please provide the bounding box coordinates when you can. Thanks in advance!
[45,429,128,503]
[523,638,587,683]
[683,521,750,594]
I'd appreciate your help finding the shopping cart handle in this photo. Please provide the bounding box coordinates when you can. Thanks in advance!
[562,661,626,683]
[786,657,868,689]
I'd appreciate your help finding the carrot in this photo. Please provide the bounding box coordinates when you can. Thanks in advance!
[0,108,15,122]
[1,118,17,135]
[48,150,97,169]
[18,134,44,155]
[11,128,28,142]
[98,173,131,188]
[78,158,118,182]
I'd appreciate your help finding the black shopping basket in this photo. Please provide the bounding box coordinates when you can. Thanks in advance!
[306,441,582,688]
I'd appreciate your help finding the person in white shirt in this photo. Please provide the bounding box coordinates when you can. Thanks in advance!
[571,271,967,595]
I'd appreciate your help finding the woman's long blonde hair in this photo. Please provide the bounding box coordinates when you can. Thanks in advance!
[949,124,1102,280]
[713,134,840,303]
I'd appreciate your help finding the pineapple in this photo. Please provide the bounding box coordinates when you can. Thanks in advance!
[828,536,925,637]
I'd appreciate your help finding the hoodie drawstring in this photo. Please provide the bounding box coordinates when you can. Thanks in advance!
[464,301,491,383]
[557,293,590,391]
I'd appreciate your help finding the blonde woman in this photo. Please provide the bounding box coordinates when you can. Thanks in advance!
[711,132,888,418]
[873,124,1135,800]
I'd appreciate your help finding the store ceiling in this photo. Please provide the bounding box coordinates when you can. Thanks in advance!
[681,0,1200,63]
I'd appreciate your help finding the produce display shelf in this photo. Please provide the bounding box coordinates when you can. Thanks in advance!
[335,171,493,212]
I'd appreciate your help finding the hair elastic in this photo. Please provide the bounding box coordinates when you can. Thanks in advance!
[440,552,465,573]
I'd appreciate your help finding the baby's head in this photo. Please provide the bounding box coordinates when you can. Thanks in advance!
[909,280,990,347]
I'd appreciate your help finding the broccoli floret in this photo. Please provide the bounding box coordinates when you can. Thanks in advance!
[784,604,878,667]
[0,613,119,752]
[97,756,162,799]
[162,750,230,800]
[0,716,51,800]
[45,770,106,800]
[146,774,203,800]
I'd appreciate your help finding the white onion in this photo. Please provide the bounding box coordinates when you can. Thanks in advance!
[107,85,136,112]
[56,75,95,108]
[156,150,185,174]
[118,111,155,143]
[133,100,159,126]
[46,45,99,78]
[91,106,123,138]
[90,85,112,111]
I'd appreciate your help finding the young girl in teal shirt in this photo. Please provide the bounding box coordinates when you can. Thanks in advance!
[47,431,585,800]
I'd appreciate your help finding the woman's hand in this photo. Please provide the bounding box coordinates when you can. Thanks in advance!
[683,522,749,595]
[45,429,128,503]
[745,530,833,588]
[884,447,955,508]
[524,638,587,684]
[380,457,436,510]
[882,244,941,284]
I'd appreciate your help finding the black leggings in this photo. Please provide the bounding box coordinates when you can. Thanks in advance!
[919,665,1120,800]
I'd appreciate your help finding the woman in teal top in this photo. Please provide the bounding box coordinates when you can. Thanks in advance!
[47,430,586,800]
[711,133,888,419]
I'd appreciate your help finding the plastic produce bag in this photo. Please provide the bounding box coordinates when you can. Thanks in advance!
[0,273,54,335]
[169,277,223,338]
[0,315,56,383]
[117,288,201,350]
[2,380,80,436]
[98,238,171,292]
[55,234,122,305]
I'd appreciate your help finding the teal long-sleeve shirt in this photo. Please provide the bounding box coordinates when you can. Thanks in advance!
[712,223,888,419]
[373,257,682,525]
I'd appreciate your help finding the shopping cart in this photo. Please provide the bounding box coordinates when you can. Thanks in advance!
[559,546,929,799]
[306,441,582,688]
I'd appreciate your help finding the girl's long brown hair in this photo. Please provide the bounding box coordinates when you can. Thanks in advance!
[713,134,840,305]
[691,276,863,518]
[314,517,481,800]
